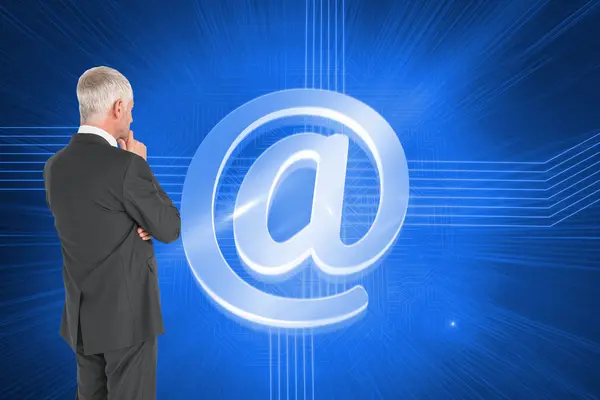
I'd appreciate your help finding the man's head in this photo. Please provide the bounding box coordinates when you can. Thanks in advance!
[76,66,134,140]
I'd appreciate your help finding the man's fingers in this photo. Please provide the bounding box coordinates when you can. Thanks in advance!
[128,130,134,142]
[118,138,127,150]
[137,227,152,240]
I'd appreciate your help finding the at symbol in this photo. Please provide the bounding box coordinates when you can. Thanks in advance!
[181,89,409,330]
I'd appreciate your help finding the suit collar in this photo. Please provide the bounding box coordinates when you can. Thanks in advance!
[75,125,119,147]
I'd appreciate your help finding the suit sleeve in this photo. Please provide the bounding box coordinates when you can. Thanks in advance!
[122,154,181,244]
[42,162,52,210]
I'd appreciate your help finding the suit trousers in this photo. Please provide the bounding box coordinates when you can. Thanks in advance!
[75,332,158,400]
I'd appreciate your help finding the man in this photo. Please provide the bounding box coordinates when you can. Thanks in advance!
[43,66,181,399]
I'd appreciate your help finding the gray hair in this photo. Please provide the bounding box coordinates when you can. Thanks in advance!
[76,66,133,124]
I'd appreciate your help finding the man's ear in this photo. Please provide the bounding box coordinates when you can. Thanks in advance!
[112,99,123,119]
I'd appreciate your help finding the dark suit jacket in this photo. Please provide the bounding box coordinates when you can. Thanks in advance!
[43,133,181,355]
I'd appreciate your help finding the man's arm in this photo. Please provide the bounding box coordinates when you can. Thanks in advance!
[122,154,181,244]
[42,160,54,211]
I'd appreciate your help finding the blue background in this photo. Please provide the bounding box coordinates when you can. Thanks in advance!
[2,0,600,398]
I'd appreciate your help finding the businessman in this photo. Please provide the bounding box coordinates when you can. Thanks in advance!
[43,66,181,399]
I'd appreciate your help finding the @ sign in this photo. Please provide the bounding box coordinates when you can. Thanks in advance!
[181,89,409,330]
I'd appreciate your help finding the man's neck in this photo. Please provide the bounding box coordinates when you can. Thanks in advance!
[82,122,118,140]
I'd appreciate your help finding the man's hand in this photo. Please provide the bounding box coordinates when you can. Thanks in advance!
[118,130,147,160]
[137,227,152,241]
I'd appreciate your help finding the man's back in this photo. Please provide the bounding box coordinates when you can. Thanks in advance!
[44,132,180,355]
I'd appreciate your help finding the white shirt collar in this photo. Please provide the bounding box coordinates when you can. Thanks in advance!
[78,125,118,147]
